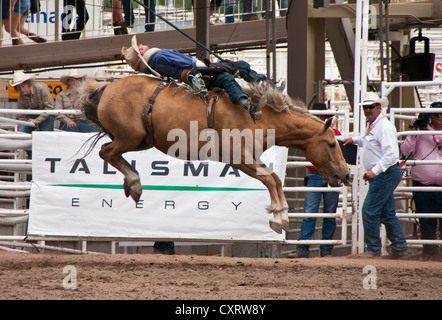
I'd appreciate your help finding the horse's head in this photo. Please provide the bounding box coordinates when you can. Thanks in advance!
[305,117,351,187]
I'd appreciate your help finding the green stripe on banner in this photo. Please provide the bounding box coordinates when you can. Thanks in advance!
[48,184,266,192]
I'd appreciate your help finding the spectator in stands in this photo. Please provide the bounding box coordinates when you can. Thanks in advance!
[262,0,288,18]
[2,0,20,45]
[140,0,156,32]
[11,71,55,133]
[6,0,46,45]
[343,92,408,258]
[110,0,128,35]
[1,0,14,47]
[400,101,442,260]
[288,103,341,258]
[61,0,89,41]
[56,69,98,132]
[192,0,222,21]
[111,1,155,35]
[225,0,258,23]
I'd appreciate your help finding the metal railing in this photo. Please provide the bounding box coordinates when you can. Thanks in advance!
[391,107,442,246]
[0,0,287,47]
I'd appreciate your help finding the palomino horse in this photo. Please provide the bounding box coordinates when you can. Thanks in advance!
[78,75,350,234]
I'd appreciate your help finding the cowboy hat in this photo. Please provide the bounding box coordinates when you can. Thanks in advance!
[94,69,110,82]
[11,71,35,87]
[361,92,389,109]
[124,35,160,72]
[60,69,85,84]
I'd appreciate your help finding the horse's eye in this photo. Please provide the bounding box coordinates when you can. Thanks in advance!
[329,142,336,149]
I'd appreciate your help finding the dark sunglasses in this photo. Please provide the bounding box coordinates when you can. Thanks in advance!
[430,113,442,116]
[363,105,377,110]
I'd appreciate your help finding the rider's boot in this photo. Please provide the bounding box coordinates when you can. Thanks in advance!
[238,97,262,121]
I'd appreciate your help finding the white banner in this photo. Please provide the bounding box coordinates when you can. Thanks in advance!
[28,132,287,242]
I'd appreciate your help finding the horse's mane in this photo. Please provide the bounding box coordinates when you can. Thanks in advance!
[242,82,322,122]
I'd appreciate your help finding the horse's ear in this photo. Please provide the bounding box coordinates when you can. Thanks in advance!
[331,116,338,128]
[319,117,333,134]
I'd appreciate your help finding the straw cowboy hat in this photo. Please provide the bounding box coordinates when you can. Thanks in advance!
[94,69,111,82]
[60,69,85,84]
[124,35,160,72]
[361,92,389,109]
[11,71,35,87]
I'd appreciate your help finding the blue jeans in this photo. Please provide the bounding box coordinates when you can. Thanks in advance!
[262,0,288,17]
[413,180,442,255]
[225,0,257,23]
[211,72,247,105]
[297,173,339,255]
[18,115,55,133]
[60,120,98,132]
[61,0,89,41]
[362,165,408,254]
[121,0,135,25]
[144,0,156,32]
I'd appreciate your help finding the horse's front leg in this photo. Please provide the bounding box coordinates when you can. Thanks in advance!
[99,142,143,203]
[272,172,290,232]
[234,162,284,234]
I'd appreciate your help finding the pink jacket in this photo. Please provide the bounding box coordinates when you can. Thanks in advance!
[400,133,442,185]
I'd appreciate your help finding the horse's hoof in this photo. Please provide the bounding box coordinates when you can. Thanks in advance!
[123,179,142,203]
[269,218,282,234]
[281,219,290,232]
[130,185,143,203]
[131,192,141,203]
[281,209,290,231]
[123,181,131,198]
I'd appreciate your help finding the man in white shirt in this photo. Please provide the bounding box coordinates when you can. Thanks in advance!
[344,92,408,258]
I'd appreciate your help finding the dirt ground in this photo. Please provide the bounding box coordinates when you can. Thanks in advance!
[0,251,441,302]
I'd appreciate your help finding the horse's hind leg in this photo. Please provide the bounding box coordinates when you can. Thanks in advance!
[99,141,144,202]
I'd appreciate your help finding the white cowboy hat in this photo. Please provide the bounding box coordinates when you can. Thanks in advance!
[124,35,160,72]
[94,69,110,82]
[11,71,35,87]
[60,69,85,84]
[361,92,389,109]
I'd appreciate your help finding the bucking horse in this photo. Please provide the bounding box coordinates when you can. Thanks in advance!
[77,75,350,233]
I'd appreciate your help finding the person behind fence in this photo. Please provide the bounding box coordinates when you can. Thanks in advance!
[55,69,98,132]
[141,0,156,32]
[343,92,408,258]
[110,0,128,35]
[224,0,259,23]
[400,101,442,260]
[61,0,89,41]
[121,36,266,120]
[1,0,12,47]
[288,103,341,259]
[11,71,55,133]
[9,0,47,45]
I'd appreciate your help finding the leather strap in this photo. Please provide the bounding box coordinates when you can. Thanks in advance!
[142,81,168,147]
[206,90,224,129]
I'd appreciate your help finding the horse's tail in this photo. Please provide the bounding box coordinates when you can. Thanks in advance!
[77,78,108,130]
[76,78,112,158]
